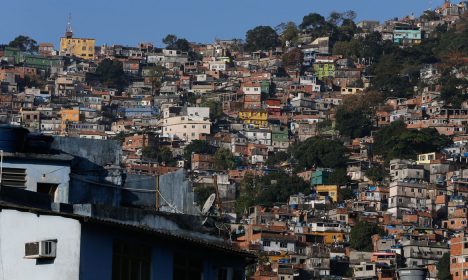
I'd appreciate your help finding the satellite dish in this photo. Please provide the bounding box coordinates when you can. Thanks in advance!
[202,193,216,215]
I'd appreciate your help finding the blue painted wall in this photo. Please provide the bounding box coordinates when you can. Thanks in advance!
[79,223,248,280]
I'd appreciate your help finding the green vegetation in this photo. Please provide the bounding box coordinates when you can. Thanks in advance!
[282,48,304,68]
[235,172,309,213]
[214,148,235,170]
[142,146,175,166]
[365,165,386,183]
[266,151,290,166]
[194,186,216,206]
[183,140,216,160]
[245,26,280,52]
[200,100,224,121]
[8,35,38,52]
[335,91,383,138]
[437,253,451,280]
[96,59,127,90]
[292,137,348,169]
[146,65,165,96]
[372,121,452,161]
[277,22,299,46]
[162,34,191,52]
[328,168,350,186]
[349,221,383,251]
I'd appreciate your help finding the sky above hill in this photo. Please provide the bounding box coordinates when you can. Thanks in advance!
[1,0,445,47]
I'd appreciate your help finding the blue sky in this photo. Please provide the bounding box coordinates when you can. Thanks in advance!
[1,0,443,47]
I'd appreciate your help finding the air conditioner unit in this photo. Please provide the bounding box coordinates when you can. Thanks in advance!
[24,240,57,259]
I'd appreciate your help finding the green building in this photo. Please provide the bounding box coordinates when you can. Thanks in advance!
[311,168,333,185]
[313,63,335,80]
[3,47,63,70]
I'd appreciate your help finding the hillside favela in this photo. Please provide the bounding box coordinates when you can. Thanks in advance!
[0,1,467,279]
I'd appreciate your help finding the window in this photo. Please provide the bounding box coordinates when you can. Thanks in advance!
[37,183,58,202]
[217,268,228,280]
[366,265,374,271]
[112,241,151,280]
[280,242,287,248]
[263,241,271,247]
[173,253,202,280]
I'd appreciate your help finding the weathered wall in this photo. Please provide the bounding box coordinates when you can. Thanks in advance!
[0,209,81,280]
[159,169,198,215]
[2,159,70,203]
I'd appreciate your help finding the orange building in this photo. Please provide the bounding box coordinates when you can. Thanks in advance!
[450,233,468,280]
[60,107,80,132]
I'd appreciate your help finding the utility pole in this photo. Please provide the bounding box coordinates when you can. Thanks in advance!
[155,174,160,211]
[213,175,223,215]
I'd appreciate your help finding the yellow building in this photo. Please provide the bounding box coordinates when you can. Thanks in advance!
[316,185,339,202]
[238,109,268,128]
[417,152,438,164]
[309,232,345,244]
[60,108,80,131]
[60,37,95,59]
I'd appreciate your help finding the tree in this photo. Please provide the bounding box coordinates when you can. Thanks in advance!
[328,168,350,186]
[266,151,290,166]
[142,146,175,165]
[282,48,304,68]
[335,108,373,139]
[300,13,327,30]
[235,172,309,213]
[277,22,299,46]
[214,148,235,170]
[349,221,383,251]
[437,253,451,280]
[420,10,440,21]
[292,137,348,170]
[147,65,165,96]
[200,100,224,121]
[235,173,259,214]
[245,26,280,52]
[373,121,452,161]
[162,34,177,48]
[365,165,386,183]
[8,35,38,52]
[174,38,191,52]
[183,140,216,160]
[336,91,383,138]
[96,59,127,90]
[339,187,355,202]
[194,186,216,206]
[440,75,468,107]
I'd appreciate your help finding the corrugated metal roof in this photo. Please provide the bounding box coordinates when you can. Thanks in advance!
[0,201,256,261]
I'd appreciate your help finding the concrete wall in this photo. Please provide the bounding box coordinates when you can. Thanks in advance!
[52,137,123,206]
[3,159,70,203]
[0,209,81,280]
[51,136,122,168]
[159,169,198,215]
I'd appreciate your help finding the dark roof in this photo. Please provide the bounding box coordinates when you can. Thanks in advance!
[0,201,256,262]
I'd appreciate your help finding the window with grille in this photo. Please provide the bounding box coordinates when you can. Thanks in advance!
[173,253,202,280]
[112,240,151,280]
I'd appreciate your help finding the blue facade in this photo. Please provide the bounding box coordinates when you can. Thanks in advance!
[79,222,250,280]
